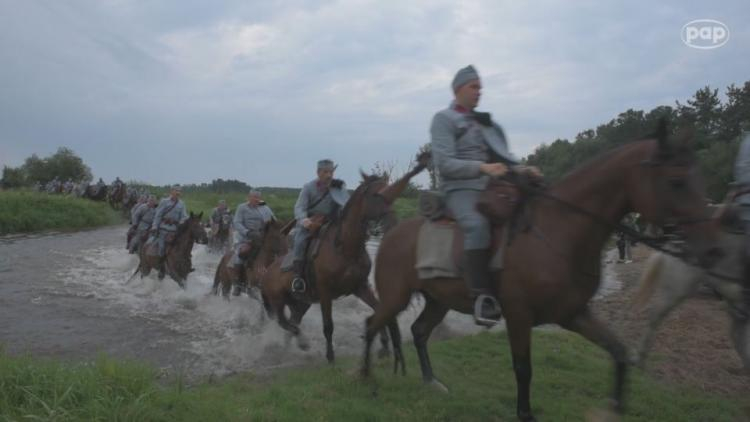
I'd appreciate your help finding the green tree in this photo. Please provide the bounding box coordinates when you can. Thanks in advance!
[1,166,26,188]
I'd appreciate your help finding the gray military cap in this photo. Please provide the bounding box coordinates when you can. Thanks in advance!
[452,65,480,91]
[248,189,261,197]
[317,159,337,171]
[171,184,182,192]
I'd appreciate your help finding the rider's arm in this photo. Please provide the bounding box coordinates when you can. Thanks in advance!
[233,206,248,238]
[294,184,310,222]
[151,200,165,231]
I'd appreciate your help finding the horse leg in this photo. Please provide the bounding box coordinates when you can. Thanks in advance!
[289,300,312,351]
[561,307,629,414]
[360,288,412,378]
[506,319,535,422]
[730,316,750,370]
[635,274,698,365]
[354,285,391,359]
[320,293,336,364]
[411,296,449,392]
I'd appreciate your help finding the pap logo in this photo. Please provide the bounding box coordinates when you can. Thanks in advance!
[682,19,729,49]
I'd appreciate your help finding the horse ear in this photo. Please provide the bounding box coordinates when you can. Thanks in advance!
[198,211,203,218]
[360,169,367,181]
[654,117,670,155]
[672,126,694,151]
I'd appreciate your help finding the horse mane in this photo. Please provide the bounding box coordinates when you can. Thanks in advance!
[339,173,383,221]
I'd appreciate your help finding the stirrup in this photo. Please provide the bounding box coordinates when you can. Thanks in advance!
[291,276,306,294]
[473,294,502,327]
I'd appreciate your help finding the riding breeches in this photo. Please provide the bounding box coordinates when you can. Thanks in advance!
[154,229,176,257]
[292,225,311,263]
[445,189,491,250]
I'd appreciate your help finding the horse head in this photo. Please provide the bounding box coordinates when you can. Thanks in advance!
[259,219,287,266]
[187,212,208,245]
[628,119,722,267]
[355,171,391,222]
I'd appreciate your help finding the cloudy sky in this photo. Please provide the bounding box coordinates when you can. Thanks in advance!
[0,1,748,188]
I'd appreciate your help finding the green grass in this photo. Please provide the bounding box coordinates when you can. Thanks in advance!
[1,331,745,421]
[0,190,121,235]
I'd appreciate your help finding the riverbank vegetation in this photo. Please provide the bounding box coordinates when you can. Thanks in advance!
[0,190,120,235]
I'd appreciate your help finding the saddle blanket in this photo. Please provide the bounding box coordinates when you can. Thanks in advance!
[415,220,505,280]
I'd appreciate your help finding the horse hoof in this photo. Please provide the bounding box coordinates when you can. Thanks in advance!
[326,351,335,364]
[425,379,449,394]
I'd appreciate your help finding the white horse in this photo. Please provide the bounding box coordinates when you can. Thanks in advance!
[632,207,750,370]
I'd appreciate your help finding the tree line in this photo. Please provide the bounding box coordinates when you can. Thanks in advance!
[522,81,750,201]
[1,147,92,188]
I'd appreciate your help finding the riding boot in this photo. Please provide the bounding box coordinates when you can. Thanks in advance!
[291,260,306,293]
[157,257,166,280]
[233,264,246,296]
[464,249,502,326]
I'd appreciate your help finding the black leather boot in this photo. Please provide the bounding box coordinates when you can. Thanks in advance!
[291,260,306,293]
[157,258,166,280]
[464,249,502,326]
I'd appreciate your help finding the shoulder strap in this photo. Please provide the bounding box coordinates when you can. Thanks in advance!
[306,188,330,213]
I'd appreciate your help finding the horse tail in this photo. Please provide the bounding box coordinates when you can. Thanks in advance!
[212,257,223,295]
[633,252,665,310]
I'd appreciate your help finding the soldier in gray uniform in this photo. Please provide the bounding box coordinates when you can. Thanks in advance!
[290,159,350,293]
[231,190,275,295]
[128,195,157,254]
[149,185,189,278]
[430,65,541,326]
[130,195,147,224]
[734,130,750,307]
[210,200,231,233]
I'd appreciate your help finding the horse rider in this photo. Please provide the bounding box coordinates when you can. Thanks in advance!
[128,195,157,254]
[290,159,350,293]
[149,185,189,279]
[210,199,232,235]
[231,190,275,295]
[130,194,147,224]
[430,65,542,326]
[733,129,750,310]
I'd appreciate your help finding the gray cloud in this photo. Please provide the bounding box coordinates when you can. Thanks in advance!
[1,0,748,187]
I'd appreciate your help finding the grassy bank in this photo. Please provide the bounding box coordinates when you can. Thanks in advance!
[1,331,744,421]
[0,191,121,235]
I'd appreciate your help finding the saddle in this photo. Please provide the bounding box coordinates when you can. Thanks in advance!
[415,178,525,280]
[280,215,330,274]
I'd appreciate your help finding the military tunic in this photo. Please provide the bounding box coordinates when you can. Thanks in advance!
[430,101,519,249]
[128,204,156,252]
[150,197,189,257]
[291,179,350,263]
[231,202,275,266]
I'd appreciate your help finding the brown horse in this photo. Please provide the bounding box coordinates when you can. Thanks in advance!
[134,212,208,288]
[260,157,428,361]
[361,126,722,421]
[108,183,125,209]
[85,184,107,201]
[212,219,288,299]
